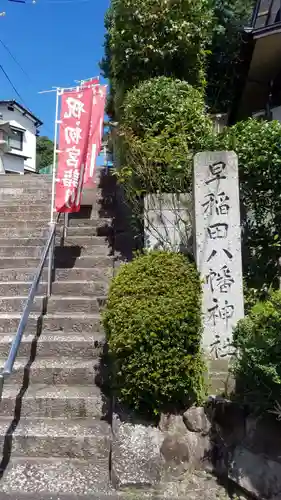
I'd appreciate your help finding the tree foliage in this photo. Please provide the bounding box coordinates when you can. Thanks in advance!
[210,119,281,290]
[206,0,255,113]
[103,250,205,414]
[118,76,213,191]
[36,136,54,172]
[233,291,281,414]
[101,0,213,116]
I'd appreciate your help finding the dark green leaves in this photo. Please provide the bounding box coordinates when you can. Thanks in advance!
[233,291,281,413]
[103,251,206,415]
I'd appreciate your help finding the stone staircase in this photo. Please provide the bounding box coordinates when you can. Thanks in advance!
[0,173,115,498]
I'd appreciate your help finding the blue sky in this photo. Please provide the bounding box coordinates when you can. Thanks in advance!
[0,0,109,138]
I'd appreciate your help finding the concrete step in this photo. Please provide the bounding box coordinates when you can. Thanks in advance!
[47,297,106,314]
[0,247,43,258]
[0,258,40,269]
[0,220,50,229]
[0,258,41,269]
[0,457,112,496]
[0,225,111,238]
[0,194,51,203]
[52,280,109,296]
[0,194,108,210]
[0,193,51,204]
[0,205,111,218]
[0,255,114,269]
[0,238,48,247]
[0,246,111,258]
[0,184,52,190]
[55,256,114,268]
[0,218,111,229]
[0,269,48,282]
[54,267,113,281]
[0,267,112,283]
[0,281,109,296]
[0,236,110,247]
[0,296,106,315]
[0,213,50,222]
[0,282,45,296]
[0,174,52,182]
[0,185,51,191]
[0,331,105,358]
[0,417,111,460]
[0,209,50,219]
[0,313,102,333]
[61,225,113,237]
[58,217,112,228]
[0,357,102,384]
[58,235,110,247]
[0,493,116,500]
[0,383,106,419]
[55,245,112,259]
[0,297,45,314]
[0,228,49,238]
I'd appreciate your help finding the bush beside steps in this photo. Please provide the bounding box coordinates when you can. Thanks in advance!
[103,250,206,416]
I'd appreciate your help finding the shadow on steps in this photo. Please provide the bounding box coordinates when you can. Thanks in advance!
[54,246,82,268]
[0,314,44,478]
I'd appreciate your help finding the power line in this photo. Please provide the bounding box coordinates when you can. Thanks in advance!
[0,42,54,137]
[0,38,31,81]
[0,64,27,106]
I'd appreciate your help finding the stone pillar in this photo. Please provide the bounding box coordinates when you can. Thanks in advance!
[193,151,244,356]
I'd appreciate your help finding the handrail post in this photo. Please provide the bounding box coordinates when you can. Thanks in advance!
[63,213,69,240]
[0,375,4,403]
[47,228,55,297]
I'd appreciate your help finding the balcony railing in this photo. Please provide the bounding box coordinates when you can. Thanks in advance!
[252,0,281,29]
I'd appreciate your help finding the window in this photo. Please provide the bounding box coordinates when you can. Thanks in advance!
[9,128,23,151]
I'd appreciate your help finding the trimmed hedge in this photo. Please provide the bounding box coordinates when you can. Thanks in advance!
[121,77,212,142]
[116,77,213,194]
[233,290,281,414]
[103,251,205,414]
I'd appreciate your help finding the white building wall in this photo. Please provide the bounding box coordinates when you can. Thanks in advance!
[0,104,38,173]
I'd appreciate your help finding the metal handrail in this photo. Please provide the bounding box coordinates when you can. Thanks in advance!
[0,217,58,400]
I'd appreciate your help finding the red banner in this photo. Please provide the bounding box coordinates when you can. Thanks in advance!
[55,87,93,213]
[84,85,107,187]
[81,77,99,89]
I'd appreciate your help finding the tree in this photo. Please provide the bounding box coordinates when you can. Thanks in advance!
[208,118,281,290]
[100,0,213,117]
[36,136,54,172]
[206,0,256,113]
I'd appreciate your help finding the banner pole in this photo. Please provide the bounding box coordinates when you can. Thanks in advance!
[50,88,60,223]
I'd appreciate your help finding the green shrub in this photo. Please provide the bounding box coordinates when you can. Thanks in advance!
[103,250,206,414]
[121,77,212,140]
[233,290,281,414]
[101,0,213,116]
[206,118,281,291]
[117,77,213,193]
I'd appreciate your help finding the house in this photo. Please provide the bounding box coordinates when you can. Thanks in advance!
[0,100,42,174]
[231,0,281,122]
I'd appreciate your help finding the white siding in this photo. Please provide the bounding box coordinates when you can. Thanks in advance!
[0,104,38,173]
